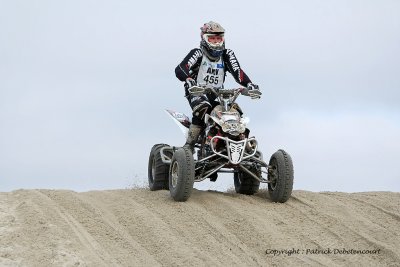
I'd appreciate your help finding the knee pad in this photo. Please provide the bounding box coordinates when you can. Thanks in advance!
[189,95,212,120]
[193,102,211,120]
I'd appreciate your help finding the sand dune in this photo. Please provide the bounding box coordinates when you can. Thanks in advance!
[0,188,399,266]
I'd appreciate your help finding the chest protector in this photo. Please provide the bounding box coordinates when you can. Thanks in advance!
[196,56,225,89]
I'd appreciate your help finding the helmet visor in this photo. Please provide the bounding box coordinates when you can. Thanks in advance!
[204,33,224,48]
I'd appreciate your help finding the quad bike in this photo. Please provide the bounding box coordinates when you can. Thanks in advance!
[148,86,294,203]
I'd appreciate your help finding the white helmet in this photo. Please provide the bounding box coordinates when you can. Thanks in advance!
[200,21,225,60]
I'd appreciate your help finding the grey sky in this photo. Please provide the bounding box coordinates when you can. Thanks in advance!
[1,0,399,192]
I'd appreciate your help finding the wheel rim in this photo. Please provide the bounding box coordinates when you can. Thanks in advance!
[171,161,179,188]
[269,158,278,190]
[151,156,156,183]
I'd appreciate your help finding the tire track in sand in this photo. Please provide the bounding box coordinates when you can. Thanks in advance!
[0,189,398,267]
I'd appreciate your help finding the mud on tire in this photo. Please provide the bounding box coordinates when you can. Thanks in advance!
[148,144,172,191]
[268,149,294,203]
[169,147,195,202]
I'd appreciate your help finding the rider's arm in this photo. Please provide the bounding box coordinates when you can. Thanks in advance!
[223,49,252,87]
[175,48,203,81]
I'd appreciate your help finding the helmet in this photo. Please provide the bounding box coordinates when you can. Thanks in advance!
[200,21,225,60]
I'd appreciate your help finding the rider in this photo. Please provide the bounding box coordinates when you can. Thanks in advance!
[175,21,260,151]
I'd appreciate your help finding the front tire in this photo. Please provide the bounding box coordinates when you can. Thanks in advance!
[268,149,294,203]
[148,144,172,191]
[169,147,195,202]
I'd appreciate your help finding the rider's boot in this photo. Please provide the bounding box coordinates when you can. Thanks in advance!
[183,124,202,154]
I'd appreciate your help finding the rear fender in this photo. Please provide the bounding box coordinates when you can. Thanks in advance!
[165,109,190,136]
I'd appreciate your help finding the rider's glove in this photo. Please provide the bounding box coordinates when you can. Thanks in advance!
[247,83,261,99]
[247,82,259,91]
[184,78,197,90]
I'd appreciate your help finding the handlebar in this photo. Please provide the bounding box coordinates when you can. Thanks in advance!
[188,86,261,99]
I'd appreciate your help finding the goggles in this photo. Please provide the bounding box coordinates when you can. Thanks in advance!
[203,33,225,47]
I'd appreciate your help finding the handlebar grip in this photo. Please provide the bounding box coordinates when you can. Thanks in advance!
[188,86,206,96]
[246,89,262,99]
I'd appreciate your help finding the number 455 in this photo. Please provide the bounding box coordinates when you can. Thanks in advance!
[204,75,219,84]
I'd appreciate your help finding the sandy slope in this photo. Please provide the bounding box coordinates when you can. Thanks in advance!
[0,188,399,266]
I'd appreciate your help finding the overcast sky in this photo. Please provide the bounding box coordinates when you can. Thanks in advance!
[1,0,399,192]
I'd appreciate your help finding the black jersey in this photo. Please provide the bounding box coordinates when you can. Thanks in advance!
[175,48,252,87]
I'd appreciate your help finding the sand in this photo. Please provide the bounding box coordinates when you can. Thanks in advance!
[0,188,399,266]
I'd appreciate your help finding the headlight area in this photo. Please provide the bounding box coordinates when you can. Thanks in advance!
[221,121,246,136]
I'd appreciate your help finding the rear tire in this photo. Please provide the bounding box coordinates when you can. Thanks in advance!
[268,149,294,203]
[234,168,260,195]
[234,151,262,195]
[148,144,172,191]
[169,147,194,202]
